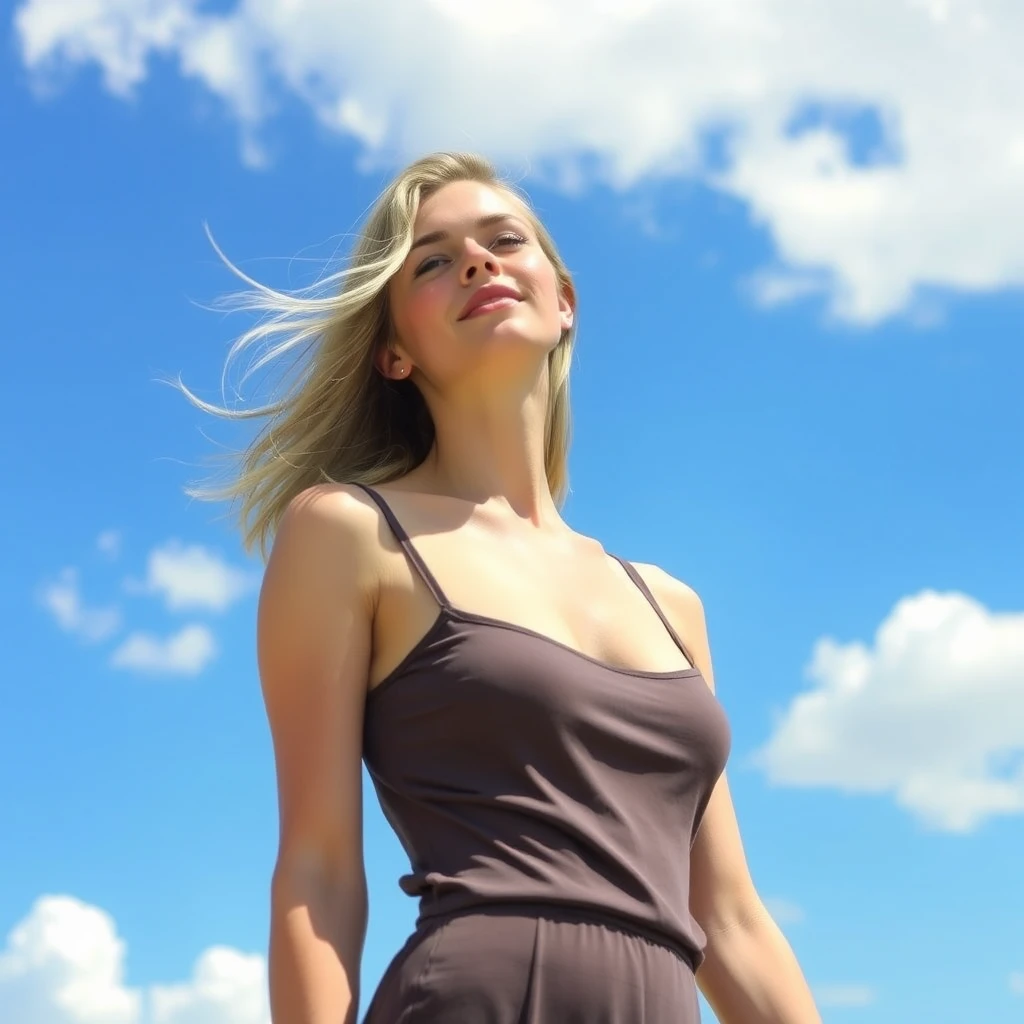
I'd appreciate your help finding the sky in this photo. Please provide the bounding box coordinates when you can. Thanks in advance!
[2,1,1022,1022]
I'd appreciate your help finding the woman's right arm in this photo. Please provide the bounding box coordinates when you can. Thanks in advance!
[257,486,379,1024]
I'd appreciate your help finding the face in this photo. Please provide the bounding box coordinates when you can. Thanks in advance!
[380,180,574,388]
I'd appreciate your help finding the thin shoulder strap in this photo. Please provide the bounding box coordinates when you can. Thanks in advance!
[353,484,451,610]
[611,555,697,670]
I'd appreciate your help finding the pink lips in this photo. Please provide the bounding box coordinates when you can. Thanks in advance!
[458,283,522,320]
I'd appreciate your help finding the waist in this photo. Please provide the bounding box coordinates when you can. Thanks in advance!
[414,898,702,974]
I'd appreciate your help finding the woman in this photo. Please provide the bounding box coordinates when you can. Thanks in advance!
[185,152,821,1022]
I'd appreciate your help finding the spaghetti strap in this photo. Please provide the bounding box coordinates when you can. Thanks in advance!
[353,483,452,610]
[611,556,697,671]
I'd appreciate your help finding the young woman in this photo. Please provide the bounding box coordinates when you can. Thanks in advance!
[185,152,821,1023]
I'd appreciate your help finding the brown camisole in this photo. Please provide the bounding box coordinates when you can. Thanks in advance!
[356,484,732,971]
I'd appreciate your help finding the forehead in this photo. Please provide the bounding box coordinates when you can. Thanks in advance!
[414,179,531,230]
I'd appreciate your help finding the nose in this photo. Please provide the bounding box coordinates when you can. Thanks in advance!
[459,237,499,284]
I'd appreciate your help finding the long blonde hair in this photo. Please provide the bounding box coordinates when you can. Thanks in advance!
[178,152,578,559]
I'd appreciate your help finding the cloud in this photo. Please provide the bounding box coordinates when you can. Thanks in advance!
[110,624,217,676]
[14,0,1024,324]
[0,895,269,1024]
[814,984,876,1008]
[753,590,1024,834]
[97,530,121,559]
[1010,970,1024,996]
[149,947,269,1024]
[131,541,259,613]
[762,896,805,926]
[38,568,121,643]
[0,895,139,1024]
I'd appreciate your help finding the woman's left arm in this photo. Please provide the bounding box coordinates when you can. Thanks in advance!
[640,564,822,1024]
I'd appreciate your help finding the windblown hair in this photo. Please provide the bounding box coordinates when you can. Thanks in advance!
[178,151,578,560]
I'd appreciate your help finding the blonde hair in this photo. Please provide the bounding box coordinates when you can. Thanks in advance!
[178,152,578,559]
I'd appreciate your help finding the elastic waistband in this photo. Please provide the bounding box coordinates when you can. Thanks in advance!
[416,899,701,974]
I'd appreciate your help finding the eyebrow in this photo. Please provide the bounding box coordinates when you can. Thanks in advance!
[409,212,526,253]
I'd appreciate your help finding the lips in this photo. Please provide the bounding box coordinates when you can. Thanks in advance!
[458,283,522,320]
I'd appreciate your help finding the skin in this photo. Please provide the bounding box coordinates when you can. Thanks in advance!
[259,179,819,1024]
[375,179,574,522]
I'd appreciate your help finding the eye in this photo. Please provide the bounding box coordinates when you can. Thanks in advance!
[493,231,528,249]
[413,231,529,277]
[413,254,446,277]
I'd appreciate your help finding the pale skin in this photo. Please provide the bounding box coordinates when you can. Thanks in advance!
[260,179,821,1023]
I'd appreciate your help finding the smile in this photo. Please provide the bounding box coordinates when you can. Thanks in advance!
[462,296,521,319]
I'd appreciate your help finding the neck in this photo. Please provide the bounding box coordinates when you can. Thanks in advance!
[418,365,563,530]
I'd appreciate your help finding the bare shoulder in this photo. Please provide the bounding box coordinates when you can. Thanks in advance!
[630,561,715,691]
[258,482,385,882]
[630,561,706,626]
[269,481,384,573]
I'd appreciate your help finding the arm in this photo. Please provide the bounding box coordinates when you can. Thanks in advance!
[639,565,822,1024]
[259,485,379,1024]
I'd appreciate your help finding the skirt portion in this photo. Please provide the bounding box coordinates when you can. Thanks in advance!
[361,904,701,1023]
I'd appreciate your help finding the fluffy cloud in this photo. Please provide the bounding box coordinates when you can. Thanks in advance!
[38,568,121,643]
[132,542,259,613]
[110,624,217,676]
[14,0,1024,324]
[0,895,269,1024]
[753,590,1024,834]
[149,947,269,1024]
[0,896,139,1024]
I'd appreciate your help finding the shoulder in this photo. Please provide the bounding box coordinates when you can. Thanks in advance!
[276,481,382,538]
[261,482,387,616]
[630,561,706,624]
[630,561,716,690]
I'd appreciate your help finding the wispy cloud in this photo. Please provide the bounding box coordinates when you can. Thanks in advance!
[753,590,1024,834]
[1010,970,1024,996]
[815,984,876,1008]
[0,894,269,1024]
[110,625,217,677]
[96,530,121,560]
[763,896,805,926]
[14,0,1024,324]
[129,541,259,613]
[37,568,121,643]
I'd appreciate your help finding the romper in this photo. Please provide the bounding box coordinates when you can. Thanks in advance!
[355,484,732,1023]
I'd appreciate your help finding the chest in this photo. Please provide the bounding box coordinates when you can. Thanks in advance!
[369,523,692,690]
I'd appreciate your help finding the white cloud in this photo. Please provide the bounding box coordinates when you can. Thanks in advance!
[131,541,259,613]
[0,895,270,1024]
[1010,970,1024,996]
[0,895,140,1024]
[38,568,121,643]
[814,984,876,1008]
[753,590,1024,834]
[14,0,1024,324]
[97,530,121,559]
[745,269,830,310]
[110,624,217,676]
[763,896,805,926]
[149,948,269,1024]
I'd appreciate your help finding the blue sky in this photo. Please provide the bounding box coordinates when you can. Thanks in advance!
[3,2,1023,1022]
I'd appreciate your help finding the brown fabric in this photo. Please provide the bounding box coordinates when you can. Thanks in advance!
[362,905,702,1023]
[355,484,731,1020]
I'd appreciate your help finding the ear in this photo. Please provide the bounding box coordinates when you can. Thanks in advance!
[374,344,410,380]
[558,281,576,333]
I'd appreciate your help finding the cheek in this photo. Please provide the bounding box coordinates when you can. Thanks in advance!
[398,281,448,338]
[521,252,562,313]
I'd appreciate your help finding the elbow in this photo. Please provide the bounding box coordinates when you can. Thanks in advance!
[268,865,368,1024]
[696,887,770,943]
